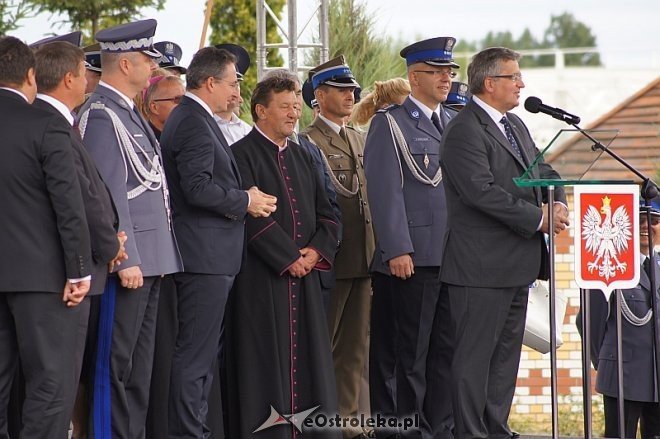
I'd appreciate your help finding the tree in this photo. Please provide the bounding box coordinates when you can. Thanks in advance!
[543,12,601,66]
[0,0,34,36]
[209,0,285,121]
[26,0,166,43]
[300,0,406,126]
[324,0,405,87]
[456,12,600,68]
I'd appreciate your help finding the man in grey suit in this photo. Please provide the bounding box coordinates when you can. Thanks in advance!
[78,19,183,439]
[577,206,660,438]
[440,47,570,439]
[364,37,459,438]
[160,46,277,438]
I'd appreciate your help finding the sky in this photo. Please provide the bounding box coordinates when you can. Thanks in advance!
[9,0,660,69]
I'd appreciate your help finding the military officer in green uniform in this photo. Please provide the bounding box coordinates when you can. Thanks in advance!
[301,56,375,439]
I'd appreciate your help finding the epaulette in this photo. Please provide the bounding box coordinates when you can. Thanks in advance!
[346,125,365,134]
[376,103,400,113]
[442,104,459,116]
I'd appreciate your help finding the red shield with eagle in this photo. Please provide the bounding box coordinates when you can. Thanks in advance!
[574,185,640,299]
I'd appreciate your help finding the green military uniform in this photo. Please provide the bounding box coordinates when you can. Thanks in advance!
[301,116,375,436]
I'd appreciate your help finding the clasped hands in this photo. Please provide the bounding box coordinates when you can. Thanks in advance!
[541,203,570,235]
[288,247,320,278]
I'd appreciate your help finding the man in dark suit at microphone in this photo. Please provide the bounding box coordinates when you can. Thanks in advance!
[440,47,570,439]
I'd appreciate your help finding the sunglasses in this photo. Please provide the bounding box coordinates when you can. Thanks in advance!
[153,95,183,104]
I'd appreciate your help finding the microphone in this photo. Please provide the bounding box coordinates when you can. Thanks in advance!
[524,96,581,125]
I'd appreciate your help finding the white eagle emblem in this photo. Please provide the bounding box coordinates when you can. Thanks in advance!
[582,196,633,280]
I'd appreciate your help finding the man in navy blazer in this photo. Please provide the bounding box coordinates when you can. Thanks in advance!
[160,46,277,438]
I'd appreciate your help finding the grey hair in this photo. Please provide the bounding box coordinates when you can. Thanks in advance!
[468,47,520,95]
[261,68,300,85]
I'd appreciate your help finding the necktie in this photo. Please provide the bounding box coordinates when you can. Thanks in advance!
[339,126,349,144]
[643,257,650,274]
[431,111,443,135]
[500,116,525,163]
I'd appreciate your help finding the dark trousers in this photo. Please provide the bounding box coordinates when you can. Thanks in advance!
[0,292,88,439]
[370,273,398,438]
[168,273,233,439]
[91,276,161,439]
[393,267,452,439]
[146,275,178,439]
[603,395,660,438]
[448,285,528,439]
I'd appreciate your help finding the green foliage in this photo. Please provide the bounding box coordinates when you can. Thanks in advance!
[458,12,601,68]
[0,0,34,36]
[300,0,406,127]
[209,0,285,121]
[543,12,601,66]
[26,0,166,43]
[508,394,606,436]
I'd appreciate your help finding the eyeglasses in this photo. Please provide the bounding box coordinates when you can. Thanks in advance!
[413,69,457,79]
[213,77,240,89]
[491,73,524,82]
[153,95,183,104]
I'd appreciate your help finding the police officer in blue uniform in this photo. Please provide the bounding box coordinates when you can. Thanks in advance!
[577,206,660,439]
[364,37,459,439]
[444,81,471,111]
[154,40,187,75]
[78,19,183,439]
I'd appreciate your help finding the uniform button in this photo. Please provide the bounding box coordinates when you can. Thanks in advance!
[134,225,139,229]
[362,201,367,206]
[366,219,370,224]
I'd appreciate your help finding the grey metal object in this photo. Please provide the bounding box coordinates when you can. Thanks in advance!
[256,0,330,79]
[615,289,625,439]
[580,287,593,439]
[548,185,559,439]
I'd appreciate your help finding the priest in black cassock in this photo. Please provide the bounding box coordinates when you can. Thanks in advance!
[225,75,341,438]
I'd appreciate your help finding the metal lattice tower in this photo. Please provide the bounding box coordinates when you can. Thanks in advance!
[256,0,330,79]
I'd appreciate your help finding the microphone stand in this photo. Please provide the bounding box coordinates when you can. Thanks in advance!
[570,122,659,438]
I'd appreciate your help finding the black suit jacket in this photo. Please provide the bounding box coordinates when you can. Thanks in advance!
[440,99,566,287]
[34,98,119,295]
[0,89,91,292]
[160,95,248,275]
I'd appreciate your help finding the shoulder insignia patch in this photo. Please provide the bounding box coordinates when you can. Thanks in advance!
[376,103,400,113]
